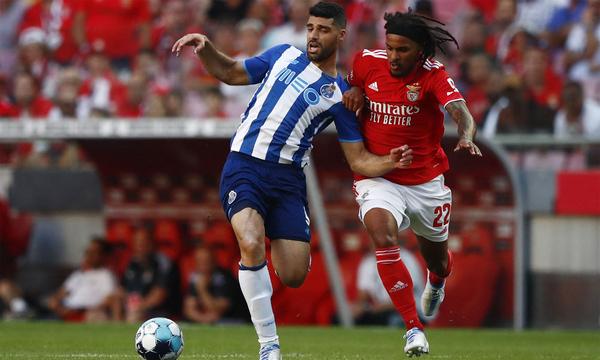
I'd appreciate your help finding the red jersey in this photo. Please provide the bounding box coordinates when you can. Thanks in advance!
[19,0,81,64]
[79,0,150,59]
[348,49,464,185]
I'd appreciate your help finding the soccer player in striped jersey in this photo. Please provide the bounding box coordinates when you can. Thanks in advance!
[343,11,483,357]
[172,2,413,359]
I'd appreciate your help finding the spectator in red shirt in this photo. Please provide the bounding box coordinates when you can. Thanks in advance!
[151,0,196,57]
[18,0,81,65]
[13,72,52,118]
[463,53,494,124]
[521,47,562,110]
[72,0,151,71]
[78,48,126,117]
[15,27,56,91]
[486,0,518,60]
[115,72,147,118]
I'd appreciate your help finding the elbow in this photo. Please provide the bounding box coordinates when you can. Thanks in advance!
[349,161,375,177]
[348,160,361,174]
[219,64,240,85]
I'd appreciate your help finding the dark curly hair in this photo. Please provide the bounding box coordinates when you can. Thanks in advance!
[384,10,459,60]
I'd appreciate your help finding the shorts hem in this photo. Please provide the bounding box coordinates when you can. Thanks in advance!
[227,201,265,221]
[268,235,311,243]
[359,199,409,231]
[413,232,449,243]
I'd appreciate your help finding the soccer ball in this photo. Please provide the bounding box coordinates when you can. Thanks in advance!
[135,317,184,360]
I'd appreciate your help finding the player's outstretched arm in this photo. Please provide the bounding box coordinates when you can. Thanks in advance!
[340,142,413,177]
[172,33,250,85]
[445,100,483,157]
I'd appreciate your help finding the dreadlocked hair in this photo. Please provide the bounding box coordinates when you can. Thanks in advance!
[384,10,459,60]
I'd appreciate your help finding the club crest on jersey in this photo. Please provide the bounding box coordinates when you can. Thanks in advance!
[228,190,237,205]
[320,83,336,99]
[406,83,421,102]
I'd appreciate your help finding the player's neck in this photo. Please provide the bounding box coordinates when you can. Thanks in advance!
[312,55,337,77]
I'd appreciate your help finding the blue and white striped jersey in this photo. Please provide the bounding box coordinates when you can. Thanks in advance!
[230,44,363,168]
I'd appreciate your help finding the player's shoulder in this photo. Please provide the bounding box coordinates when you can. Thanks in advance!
[355,49,388,65]
[421,58,447,72]
[262,44,296,58]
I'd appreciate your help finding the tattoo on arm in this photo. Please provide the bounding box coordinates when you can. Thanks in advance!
[446,100,476,140]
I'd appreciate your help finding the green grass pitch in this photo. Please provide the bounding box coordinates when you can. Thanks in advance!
[0,322,599,359]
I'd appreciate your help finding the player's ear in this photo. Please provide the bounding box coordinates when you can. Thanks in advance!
[338,28,346,42]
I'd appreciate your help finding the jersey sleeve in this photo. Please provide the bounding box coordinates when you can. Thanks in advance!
[429,67,464,108]
[243,44,290,84]
[329,103,363,142]
[346,50,367,88]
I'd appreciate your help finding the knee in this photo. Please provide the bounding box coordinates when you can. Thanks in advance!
[425,257,448,276]
[278,269,307,288]
[237,234,265,259]
[369,230,397,248]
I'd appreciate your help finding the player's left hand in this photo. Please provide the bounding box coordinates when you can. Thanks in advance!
[342,86,365,115]
[454,137,482,156]
[390,144,413,168]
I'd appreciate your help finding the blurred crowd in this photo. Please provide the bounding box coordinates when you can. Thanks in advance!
[0,223,250,324]
[0,0,598,128]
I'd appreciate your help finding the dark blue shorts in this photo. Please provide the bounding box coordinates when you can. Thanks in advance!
[219,152,311,242]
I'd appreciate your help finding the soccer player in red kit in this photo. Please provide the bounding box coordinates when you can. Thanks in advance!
[343,11,482,357]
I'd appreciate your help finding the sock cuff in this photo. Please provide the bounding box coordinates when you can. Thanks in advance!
[239,261,267,271]
[375,246,401,264]
[374,246,400,254]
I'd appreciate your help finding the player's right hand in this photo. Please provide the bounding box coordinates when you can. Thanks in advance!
[171,33,208,57]
[342,86,365,115]
[390,144,413,168]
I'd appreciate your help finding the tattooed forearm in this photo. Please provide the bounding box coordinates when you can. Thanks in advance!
[445,100,476,140]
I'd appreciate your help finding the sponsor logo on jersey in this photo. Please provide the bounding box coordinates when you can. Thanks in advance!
[368,100,420,116]
[368,81,379,92]
[367,99,420,126]
[406,83,421,102]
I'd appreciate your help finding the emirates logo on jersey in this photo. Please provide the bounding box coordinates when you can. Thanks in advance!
[367,99,420,126]
[406,83,421,102]
[368,100,420,116]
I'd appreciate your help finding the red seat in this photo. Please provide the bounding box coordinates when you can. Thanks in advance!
[178,253,196,294]
[429,223,500,327]
[429,252,500,327]
[202,221,238,270]
[154,219,182,260]
[272,252,332,325]
[105,219,133,275]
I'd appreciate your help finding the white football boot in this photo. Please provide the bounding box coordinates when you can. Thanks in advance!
[403,327,429,357]
[259,342,281,360]
[420,271,445,318]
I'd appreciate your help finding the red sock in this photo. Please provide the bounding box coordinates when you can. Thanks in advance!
[375,246,423,330]
[428,250,453,288]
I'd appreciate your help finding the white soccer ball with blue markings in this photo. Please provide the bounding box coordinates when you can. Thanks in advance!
[135,317,184,360]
